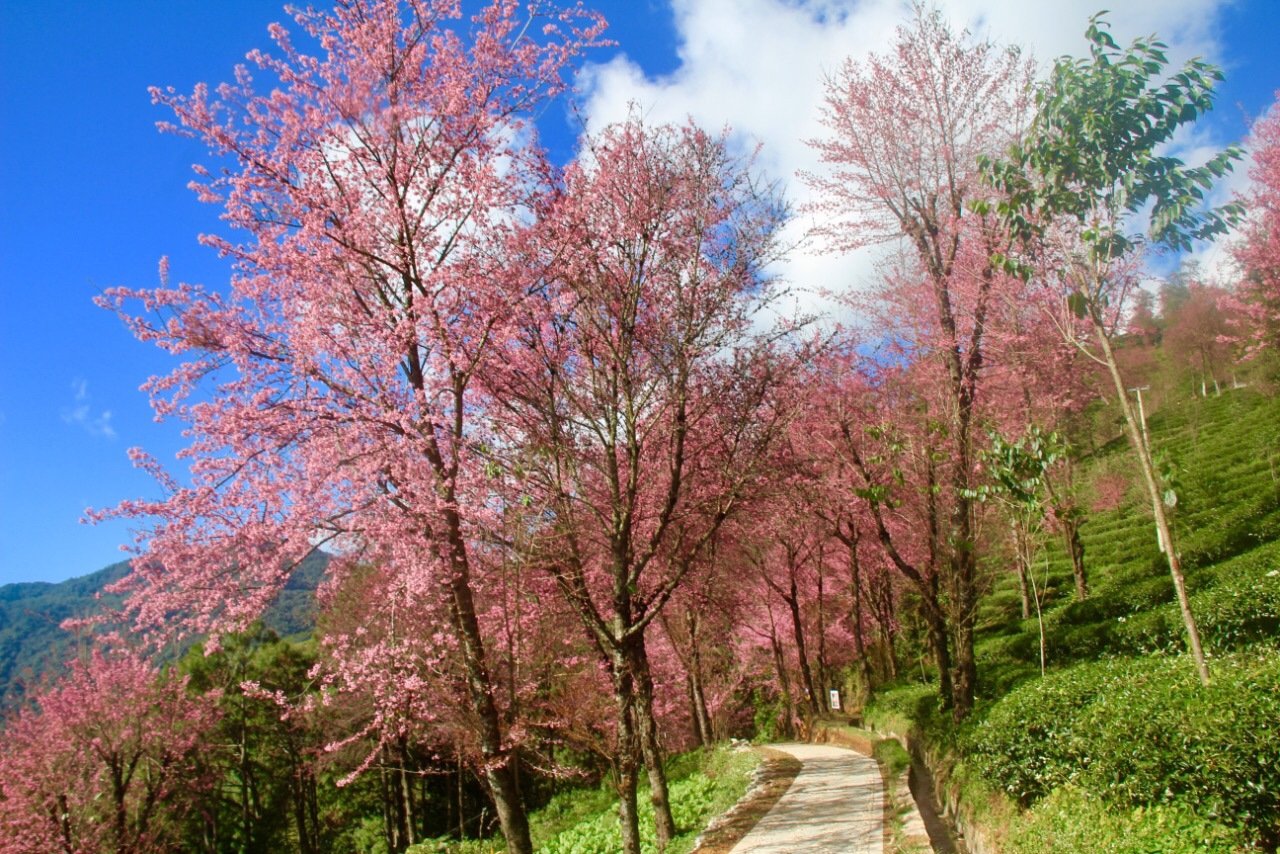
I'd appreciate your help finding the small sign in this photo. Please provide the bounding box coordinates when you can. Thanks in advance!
[829,689,841,710]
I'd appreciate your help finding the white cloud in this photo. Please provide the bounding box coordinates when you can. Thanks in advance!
[61,379,116,439]
[576,0,1239,319]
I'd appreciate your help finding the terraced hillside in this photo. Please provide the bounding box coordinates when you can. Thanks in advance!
[977,388,1280,687]
[869,387,1280,852]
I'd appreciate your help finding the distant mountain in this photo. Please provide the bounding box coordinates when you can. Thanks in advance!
[0,553,329,709]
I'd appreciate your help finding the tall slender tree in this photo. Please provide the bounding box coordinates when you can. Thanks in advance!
[982,14,1243,685]
[486,114,793,853]
[805,6,1035,719]
[94,4,604,850]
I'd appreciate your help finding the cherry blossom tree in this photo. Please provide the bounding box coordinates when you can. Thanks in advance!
[484,114,794,853]
[656,544,754,748]
[94,4,604,851]
[814,346,958,704]
[0,650,216,854]
[1162,281,1237,396]
[743,510,827,721]
[804,6,1035,720]
[1233,94,1280,354]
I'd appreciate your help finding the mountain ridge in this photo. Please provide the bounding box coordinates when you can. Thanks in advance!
[0,553,328,708]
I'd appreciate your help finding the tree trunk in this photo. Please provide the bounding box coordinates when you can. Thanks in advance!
[786,587,821,719]
[1015,556,1032,620]
[950,615,978,723]
[767,612,796,741]
[948,444,980,722]
[442,517,533,854]
[612,660,643,854]
[924,578,953,708]
[816,560,829,711]
[844,533,874,710]
[631,638,676,851]
[872,569,899,682]
[687,675,707,747]
[401,745,417,848]
[687,632,714,746]
[1094,326,1209,684]
[1062,518,1088,600]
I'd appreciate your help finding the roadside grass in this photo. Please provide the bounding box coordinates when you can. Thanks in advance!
[410,745,762,854]
[534,745,761,854]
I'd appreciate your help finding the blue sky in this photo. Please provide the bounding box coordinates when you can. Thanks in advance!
[1,0,1276,585]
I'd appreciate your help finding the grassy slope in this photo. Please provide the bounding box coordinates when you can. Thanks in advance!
[870,388,1280,852]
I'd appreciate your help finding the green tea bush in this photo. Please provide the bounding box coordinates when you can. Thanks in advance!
[1181,492,1280,570]
[1111,542,1280,655]
[966,661,1107,802]
[1006,785,1251,853]
[968,652,1280,844]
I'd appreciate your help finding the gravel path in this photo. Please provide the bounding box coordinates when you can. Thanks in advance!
[727,742,884,854]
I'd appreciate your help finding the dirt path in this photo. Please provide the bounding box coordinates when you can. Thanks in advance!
[726,742,884,854]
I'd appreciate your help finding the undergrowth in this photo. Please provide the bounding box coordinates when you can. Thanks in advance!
[534,745,760,854]
[411,745,761,854]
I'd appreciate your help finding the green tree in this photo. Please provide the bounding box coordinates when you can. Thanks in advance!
[981,13,1243,684]
[971,427,1067,676]
[181,626,323,853]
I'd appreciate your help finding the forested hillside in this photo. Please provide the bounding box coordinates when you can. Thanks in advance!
[0,552,328,707]
[0,561,129,707]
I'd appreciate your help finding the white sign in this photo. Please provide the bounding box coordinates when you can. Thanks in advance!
[829,689,841,710]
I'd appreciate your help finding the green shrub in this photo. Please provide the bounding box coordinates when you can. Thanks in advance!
[967,651,1280,844]
[873,737,911,779]
[751,692,787,744]
[862,683,937,736]
[1006,785,1251,853]
[527,782,616,850]
[409,840,501,854]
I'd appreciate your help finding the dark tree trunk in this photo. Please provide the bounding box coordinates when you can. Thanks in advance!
[630,638,676,851]
[767,613,796,741]
[787,585,821,719]
[845,533,874,710]
[924,583,953,710]
[687,675,707,747]
[686,614,714,745]
[442,519,532,854]
[948,432,980,722]
[950,611,977,723]
[1062,518,1088,600]
[612,659,644,854]
[870,568,898,682]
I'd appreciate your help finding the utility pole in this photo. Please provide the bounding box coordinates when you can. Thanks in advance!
[1128,386,1162,553]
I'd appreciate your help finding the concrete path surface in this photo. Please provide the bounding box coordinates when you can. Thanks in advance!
[728,742,884,853]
